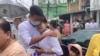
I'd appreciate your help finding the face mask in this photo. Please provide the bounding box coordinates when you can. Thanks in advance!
[30,21,40,27]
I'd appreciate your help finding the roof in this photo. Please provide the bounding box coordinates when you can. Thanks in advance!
[59,10,85,16]
[59,7,90,17]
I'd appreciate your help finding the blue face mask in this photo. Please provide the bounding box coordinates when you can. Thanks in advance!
[30,21,40,27]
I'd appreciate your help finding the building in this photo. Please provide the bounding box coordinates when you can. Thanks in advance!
[60,0,90,21]
[90,0,100,27]
[39,0,67,21]
[59,0,90,33]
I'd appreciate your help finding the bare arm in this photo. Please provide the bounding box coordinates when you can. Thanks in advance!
[29,34,46,45]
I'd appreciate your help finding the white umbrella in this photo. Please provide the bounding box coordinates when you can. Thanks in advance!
[0,0,28,18]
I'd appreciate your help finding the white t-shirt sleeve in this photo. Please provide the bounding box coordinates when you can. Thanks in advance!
[48,37,63,55]
[18,23,31,46]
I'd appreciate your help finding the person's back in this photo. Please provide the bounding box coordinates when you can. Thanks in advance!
[0,19,27,56]
[63,23,70,36]
[86,34,100,56]
[18,21,40,49]
[0,41,27,56]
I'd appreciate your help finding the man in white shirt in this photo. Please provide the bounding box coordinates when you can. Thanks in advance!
[18,5,56,49]
[85,19,91,29]
[90,19,98,29]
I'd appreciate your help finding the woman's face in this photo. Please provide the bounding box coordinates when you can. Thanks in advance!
[37,23,47,32]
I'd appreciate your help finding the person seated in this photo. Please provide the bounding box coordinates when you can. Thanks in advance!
[35,18,63,56]
[0,19,27,56]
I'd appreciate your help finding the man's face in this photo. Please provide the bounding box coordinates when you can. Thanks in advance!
[0,28,10,48]
[29,15,43,26]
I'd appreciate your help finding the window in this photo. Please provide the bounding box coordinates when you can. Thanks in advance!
[60,0,67,3]
[70,0,76,3]
[45,0,54,4]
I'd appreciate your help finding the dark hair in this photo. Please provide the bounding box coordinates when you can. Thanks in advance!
[40,17,47,23]
[70,46,80,55]
[30,5,44,16]
[0,19,11,33]
[50,20,58,28]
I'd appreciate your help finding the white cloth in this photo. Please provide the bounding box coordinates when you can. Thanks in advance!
[12,25,18,39]
[38,29,63,56]
[18,21,40,49]
[90,22,98,29]
[85,22,91,29]
[85,22,98,29]
[11,25,22,43]
[73,22,79,28]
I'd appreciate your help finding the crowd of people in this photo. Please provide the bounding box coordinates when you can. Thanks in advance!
[0,5,100,56]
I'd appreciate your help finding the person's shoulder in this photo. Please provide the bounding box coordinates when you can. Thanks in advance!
[91,34,100,39]
[19,21,29,27]
[44,29,50,33]
[7,42,27,56]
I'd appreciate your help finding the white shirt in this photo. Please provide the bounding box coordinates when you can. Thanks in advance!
[12,25,18,39]
[73,22,79,28]
[90,22,98,29]
[39,29,63,56]
[11,25,22,43]
[85,22,91,29]
[18,21,40,49]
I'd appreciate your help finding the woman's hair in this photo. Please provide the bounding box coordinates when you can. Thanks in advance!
[70,46,80,55]
[40,17,47,24]
[50,20,58,28]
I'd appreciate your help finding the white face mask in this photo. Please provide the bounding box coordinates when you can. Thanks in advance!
[30,21,40,27]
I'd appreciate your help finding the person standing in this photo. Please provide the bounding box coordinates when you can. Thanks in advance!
[18,5,56,50]
[49,20,60,37]
[73,20,80,32]
[85,19,91,29]
[86,34,100,56]
[63,20,70,36]
[0,19,27,56]
[36,18,63,56]
[90,19,98,29]
[12,17,22,41]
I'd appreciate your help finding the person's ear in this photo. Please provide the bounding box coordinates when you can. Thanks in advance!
[6,31,11,37]
[29,15,31,18]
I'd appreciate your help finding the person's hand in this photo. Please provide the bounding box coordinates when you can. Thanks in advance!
[44,31,57,37]
[35,47,45,55]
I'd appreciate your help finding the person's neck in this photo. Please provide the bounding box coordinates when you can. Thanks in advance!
[51,28,56,30]
[0,39,15,52]
[41,28,47,34]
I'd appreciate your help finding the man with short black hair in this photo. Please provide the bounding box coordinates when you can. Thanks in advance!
[18,5,56,49]
[0,19,27,56]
